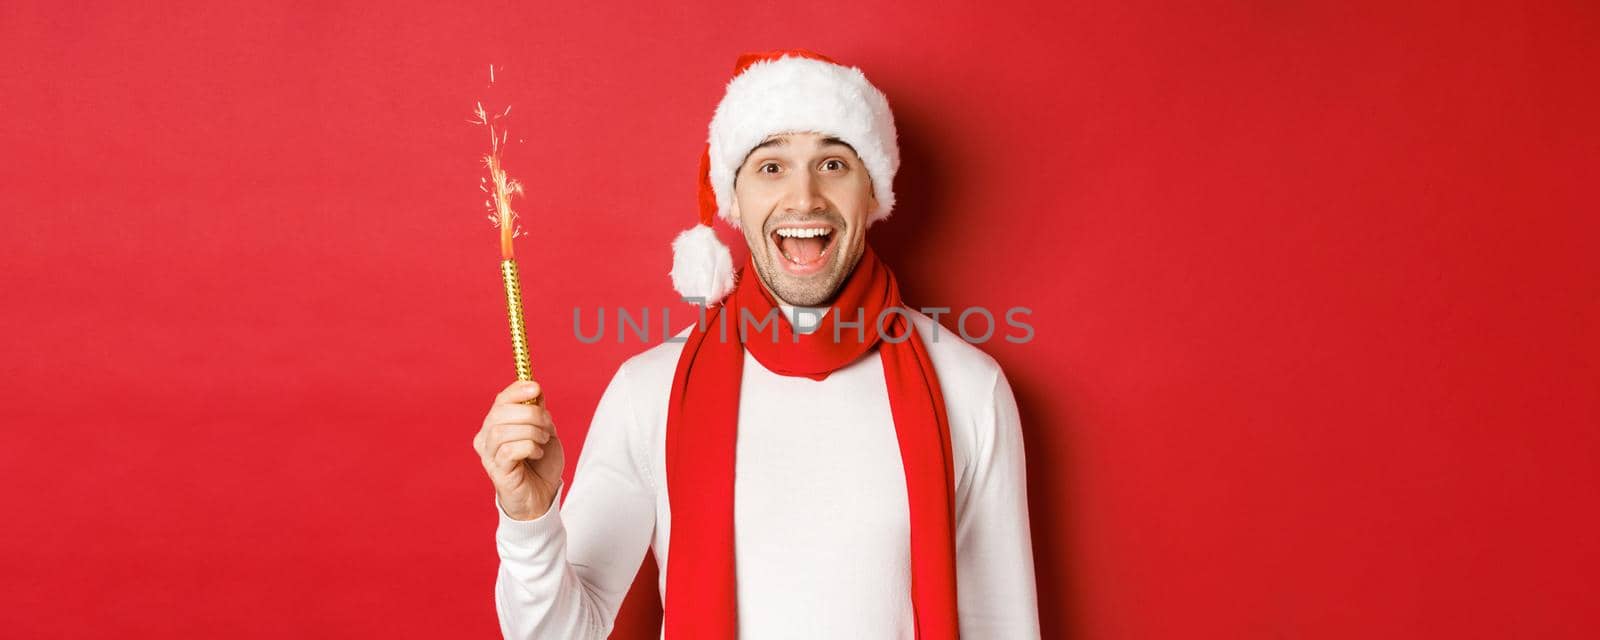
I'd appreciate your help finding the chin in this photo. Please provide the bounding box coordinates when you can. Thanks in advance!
[749,211,862,305]
[759,242,859,306]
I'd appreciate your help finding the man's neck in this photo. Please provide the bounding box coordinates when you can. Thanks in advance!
[758,275,837,335]
[777,303,830,335]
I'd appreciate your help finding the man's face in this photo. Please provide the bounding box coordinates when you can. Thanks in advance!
[732,131,876,306]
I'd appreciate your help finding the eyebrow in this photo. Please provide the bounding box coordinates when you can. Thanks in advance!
[746,135,857,157]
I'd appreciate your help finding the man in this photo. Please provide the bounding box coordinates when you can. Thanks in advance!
[472,49,1040,639]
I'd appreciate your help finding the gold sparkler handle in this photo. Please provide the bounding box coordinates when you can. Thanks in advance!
[500,258,543,406]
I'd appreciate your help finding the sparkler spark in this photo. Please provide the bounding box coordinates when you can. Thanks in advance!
[471,65,525,260]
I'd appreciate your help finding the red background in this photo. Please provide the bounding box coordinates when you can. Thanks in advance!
[3,1,1596,638]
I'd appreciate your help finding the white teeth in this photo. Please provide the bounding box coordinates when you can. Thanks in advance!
[774,227,833,238]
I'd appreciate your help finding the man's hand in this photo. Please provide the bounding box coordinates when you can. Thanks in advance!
[473,380,565,521]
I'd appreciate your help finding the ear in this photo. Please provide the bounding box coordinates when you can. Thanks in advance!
[862,178,881,229]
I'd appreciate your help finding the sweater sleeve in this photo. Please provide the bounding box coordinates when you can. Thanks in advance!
[493,364,657,639]
[954,366,1043,638]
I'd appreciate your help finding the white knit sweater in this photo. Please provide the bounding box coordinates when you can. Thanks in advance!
[493,307,1041,639]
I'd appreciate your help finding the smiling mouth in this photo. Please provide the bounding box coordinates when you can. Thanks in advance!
[770,225,838,271]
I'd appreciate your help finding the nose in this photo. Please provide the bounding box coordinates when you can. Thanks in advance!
[783,169,826,215]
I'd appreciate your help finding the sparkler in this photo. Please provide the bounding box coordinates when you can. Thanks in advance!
[470,64,541,405]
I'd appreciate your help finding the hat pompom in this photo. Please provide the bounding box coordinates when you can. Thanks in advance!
[670,224,736,305]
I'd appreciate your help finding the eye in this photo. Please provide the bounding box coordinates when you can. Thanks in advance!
[822,159,845,171]
[758,162,781,174]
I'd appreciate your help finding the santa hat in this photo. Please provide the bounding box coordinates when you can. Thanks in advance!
[669,49,901,305]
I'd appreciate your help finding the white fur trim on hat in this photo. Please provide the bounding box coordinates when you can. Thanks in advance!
[669,224,736,304]
[707,56,899,229]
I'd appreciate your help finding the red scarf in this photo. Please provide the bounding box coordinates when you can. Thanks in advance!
[663,246,960,639]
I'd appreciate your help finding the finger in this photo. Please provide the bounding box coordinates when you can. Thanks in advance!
[481,424,552,461]
[484,403,553,429]
[491,440,546,474]
[493,380,543,406]
[481,425,527,462]
[492,440,536,474]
